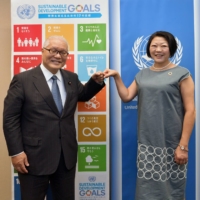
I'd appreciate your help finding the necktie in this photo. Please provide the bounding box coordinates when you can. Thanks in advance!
[51,75,63,115]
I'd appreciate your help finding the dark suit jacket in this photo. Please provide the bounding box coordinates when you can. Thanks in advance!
[3,65,105,175]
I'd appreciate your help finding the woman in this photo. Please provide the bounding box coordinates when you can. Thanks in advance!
[104,31,195,199]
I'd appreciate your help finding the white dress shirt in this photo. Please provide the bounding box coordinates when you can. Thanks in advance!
[40,64,67,107]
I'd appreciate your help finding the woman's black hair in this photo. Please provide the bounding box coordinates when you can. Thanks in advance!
[146,31,177,58]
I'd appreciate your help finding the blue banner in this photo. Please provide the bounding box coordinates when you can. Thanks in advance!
[119,0,195,199]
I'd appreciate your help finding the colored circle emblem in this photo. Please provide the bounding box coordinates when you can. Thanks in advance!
[76,5,83,12]
[17,4,35,19]
[86,190,92,196]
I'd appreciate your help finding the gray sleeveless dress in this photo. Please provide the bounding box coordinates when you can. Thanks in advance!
[134,66,190,200]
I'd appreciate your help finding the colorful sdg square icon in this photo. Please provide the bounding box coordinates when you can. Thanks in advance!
[78,145,106,172]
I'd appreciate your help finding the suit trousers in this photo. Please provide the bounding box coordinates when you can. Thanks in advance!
[18,151,76,200]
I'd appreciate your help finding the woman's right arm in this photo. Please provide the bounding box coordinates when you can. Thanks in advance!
[104,69,138,102]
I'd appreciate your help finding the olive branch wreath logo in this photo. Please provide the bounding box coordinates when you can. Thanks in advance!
[17,4,35,19]
[132,36,183,70]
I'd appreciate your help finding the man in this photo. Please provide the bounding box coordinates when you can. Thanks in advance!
[3,35,105,200]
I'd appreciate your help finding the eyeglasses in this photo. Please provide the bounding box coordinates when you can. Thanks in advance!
[43,48,69,57]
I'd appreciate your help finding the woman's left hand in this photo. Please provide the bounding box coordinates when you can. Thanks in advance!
[174,146,188,165]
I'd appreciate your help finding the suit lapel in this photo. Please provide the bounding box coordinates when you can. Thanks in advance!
[32,66,60,116]
[61,70,73,116]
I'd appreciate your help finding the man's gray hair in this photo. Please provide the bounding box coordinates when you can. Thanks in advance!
[43,35,68,48]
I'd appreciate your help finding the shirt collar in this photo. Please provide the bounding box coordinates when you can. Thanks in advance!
[40,64,62,82]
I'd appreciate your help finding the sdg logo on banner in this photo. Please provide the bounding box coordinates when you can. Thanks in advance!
[78,175,107,200]
[79,176,106,200]
[13,55,41,75]
[77,54,106,81]
[14,25,42,52]
[78,24,106,51]
[78,87,106,112]
[78,115,106,142]
[78,145,106,172]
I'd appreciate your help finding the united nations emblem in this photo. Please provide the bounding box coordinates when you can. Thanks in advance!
[132,35,183,70]
[17,4,35,19]
[88,176,96,182]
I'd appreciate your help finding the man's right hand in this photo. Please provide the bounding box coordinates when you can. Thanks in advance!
[11,152,29,173]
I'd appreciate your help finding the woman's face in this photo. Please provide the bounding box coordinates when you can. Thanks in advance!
[149,36,171,65]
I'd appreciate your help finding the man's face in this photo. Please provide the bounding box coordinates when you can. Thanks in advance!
[41,38,68,74]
